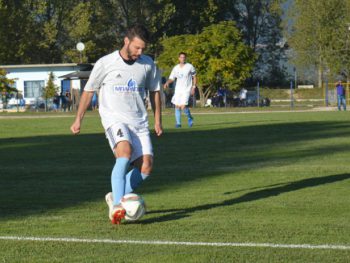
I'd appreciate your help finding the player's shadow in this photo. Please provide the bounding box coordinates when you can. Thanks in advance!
[142,173,350,224]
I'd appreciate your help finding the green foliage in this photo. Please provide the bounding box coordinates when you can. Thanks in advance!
[0,68,16,109]
[0,69,15,93]
[42,72,57,100]
[0,0,285,89]
[157,21,256,105]
[157,35,194,76]
[42,72,58,112]
[0,0,287,86]
[194,21,256,90]
[288,0,350,85]
[220,1,287,85]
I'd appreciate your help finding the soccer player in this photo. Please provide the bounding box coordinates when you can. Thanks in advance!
[70,25,163,224]
[164,52,197,128]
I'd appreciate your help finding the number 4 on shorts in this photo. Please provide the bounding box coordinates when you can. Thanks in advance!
[117,129,124,137]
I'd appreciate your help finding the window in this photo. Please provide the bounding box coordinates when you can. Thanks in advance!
[24,80,44,98]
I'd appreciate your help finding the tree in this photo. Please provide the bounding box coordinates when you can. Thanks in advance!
[0,68,16,109]
[157,21,256,106]
[288,0,348,87]
[94,0,177,57]
[42,72,57,111]
[62,2,94,63]
[0,0,38,63]
[218,0,287,86]
[0,0,282,78]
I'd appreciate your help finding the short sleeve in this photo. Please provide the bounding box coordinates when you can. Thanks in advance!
[169,66,176,80]
[147,62,161,92]
[84,59,105,91]
[190,64,196,76]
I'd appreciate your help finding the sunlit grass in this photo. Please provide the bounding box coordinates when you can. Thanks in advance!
[0,111,349,262]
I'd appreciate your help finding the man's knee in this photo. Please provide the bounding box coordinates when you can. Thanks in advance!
[114,141,132,159]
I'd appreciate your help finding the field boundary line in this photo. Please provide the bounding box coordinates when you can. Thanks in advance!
[193,109,337,115]
[0,107,339,119]
[0,236,349,250]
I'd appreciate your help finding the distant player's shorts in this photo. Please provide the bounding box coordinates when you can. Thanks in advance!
[171,91,191,106]
[105,123,153,162]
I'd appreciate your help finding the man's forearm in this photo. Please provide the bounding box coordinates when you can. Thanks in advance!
[75,91,94,121]
[150,91,162,124]
[165,79,174,86]
[192,76,197,86]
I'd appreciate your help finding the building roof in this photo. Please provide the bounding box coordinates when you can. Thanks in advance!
[0,63,79,69]
[0,63,93,70]
[59,71,91,79]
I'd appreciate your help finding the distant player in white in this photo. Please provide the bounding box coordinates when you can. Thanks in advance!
[70,25,163,224]
[164,52,197,127]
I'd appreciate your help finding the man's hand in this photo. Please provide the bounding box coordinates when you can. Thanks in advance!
[154,123,163,137]
[70,91,94,135]
[70,119,81,135]
[164,79,173,90]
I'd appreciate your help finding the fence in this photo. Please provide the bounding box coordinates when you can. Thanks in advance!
[197,83,348,109]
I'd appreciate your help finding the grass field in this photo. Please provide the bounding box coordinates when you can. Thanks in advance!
[0,110,350,262]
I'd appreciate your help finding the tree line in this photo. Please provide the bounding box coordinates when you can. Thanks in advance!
[5,0,349,91]
[287,0,350,87]
[0,0,287,88]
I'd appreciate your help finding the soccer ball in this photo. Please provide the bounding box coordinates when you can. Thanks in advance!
[121,193,146,221]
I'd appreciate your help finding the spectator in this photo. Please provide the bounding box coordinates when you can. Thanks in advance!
[336,80,346,111]
[65,91,72,111]
[239,88,247,107]
[53,93,60,112]
[71,80,81,110]
[91,91,98,110]
[216,86,228,107]
[60,92,67,112]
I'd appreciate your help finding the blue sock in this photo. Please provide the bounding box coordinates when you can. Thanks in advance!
[125,168,148,194]
[175,108,181,125]
[111,157,130,205]
[183,107,192,119]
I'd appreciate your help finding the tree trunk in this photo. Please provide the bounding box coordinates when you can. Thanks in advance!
[198,86,205,106]
[197,86,215,107]
[318,64,323,88]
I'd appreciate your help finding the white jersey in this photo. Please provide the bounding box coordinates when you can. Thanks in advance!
[169,63,196,105]
[169,63,196,93]
[84,51,161,130]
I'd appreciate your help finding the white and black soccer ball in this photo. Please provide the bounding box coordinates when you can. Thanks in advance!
[121,193,146,221]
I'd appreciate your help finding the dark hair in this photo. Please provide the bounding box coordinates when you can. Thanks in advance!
[179,52,187,57]
[126,24,150,43]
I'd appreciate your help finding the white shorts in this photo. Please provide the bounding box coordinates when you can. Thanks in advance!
[105,123,153,162]
[171,91,191,106]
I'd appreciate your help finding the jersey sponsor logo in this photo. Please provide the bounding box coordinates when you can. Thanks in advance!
[113,78,145,93]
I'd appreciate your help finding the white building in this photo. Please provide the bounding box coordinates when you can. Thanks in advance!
[1,63,91,106]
